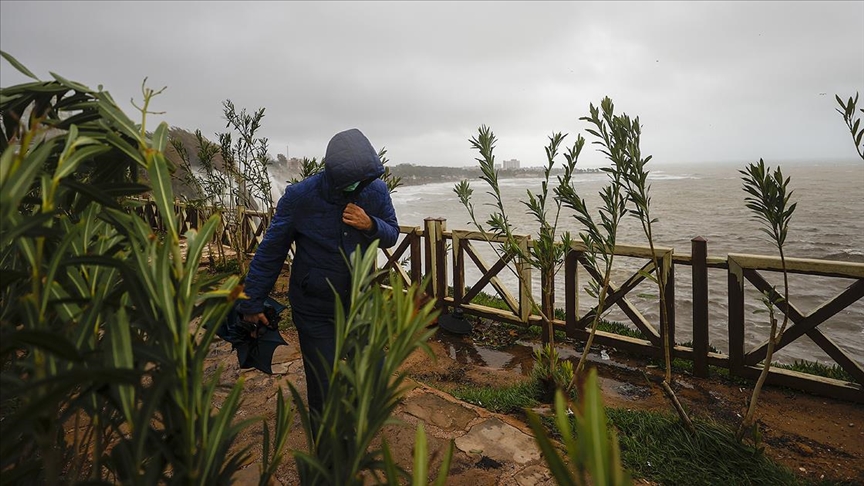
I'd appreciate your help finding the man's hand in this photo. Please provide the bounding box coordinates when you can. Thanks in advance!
[242,312,269,327]
[343,203,373,231]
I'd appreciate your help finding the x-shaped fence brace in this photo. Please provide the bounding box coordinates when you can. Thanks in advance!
[740,269,864,384]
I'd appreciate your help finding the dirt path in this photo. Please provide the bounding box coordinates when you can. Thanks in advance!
[205,317,862,485]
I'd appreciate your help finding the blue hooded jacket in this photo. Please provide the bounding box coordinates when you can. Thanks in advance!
[236,129,399,317]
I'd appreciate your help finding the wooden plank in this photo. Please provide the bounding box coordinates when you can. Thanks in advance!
[382,231,413,271]
[728,256,745,375]
[691,237,710,377]
[454,301,521,325]
[745,278,864,365]
[409,229,422,285]
[516,236,532,324]
[805,328,864,385]
[379,238,412,288]
[451,229,528,245]
[728,253,864,279]
[452,232,465,306]
[603,243,674,260]
[461,240,520,314]
[424,218,445,304]
[435,221,447,303]
[705,257,729,269]
[564,328,664,357]
[576,254,661,344]
[737,365,863,404]
[742,268,806,365]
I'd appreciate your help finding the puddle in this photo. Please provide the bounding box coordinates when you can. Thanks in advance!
[598,376,654,401]
[433,330,535,375]
[433,329,640,376]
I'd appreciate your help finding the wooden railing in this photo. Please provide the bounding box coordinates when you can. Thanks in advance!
[422,218,862,403]
[130,202,862,403]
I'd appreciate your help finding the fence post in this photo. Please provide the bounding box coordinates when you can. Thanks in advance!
[424,218,447,309]
[452,230,464,307]
[410,227,422,286]
[728,255,745,376]
[691,237,709,377]
[540,268,552,344]
[233,205,244,252]
[565,248,579,338]
[662,249,676,357]
[517,235,532,326]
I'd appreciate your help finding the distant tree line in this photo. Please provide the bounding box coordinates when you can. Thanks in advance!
[389,163,600,186]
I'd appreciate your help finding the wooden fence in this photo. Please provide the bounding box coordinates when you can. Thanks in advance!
[132,200,863,403]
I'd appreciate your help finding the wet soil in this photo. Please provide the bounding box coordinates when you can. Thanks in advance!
[406,314,864,485]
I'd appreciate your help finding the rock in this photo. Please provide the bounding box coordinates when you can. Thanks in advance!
[403,393,478,432]
[514,465,551,486]
[794,442,814,456]
[270,363,290,375]
[455,418,541,465]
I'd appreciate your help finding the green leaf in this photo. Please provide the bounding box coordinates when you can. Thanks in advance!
[108,306,136,424]
[146,153,179,242]
[59,179,124,210]
[1,50,38,80]
[180,215,220,296]
[0,211,59,248]
[152,122,169,152]
[582,369,611,485]
[55,144,108,181]
[0,330,82,361]
[1,138,56,219]
[412,424,429,486]
[525,409,577,486]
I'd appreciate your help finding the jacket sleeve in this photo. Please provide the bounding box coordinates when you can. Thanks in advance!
[235,190,296,315]
[363,181,399,249]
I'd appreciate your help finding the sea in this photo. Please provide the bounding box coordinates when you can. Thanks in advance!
[386,160,864,366]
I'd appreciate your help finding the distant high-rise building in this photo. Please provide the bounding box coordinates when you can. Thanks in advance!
[502,158,520,170]
[288,157,302,173]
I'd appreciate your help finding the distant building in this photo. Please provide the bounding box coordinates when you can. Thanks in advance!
[288,157,302,173]
[502,158,520,170]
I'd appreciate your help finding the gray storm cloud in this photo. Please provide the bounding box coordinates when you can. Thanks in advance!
[2,1,862,167]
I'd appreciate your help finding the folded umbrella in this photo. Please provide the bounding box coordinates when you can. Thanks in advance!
[217,297,289,374]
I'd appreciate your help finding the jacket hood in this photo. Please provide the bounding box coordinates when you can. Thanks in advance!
[324,129,384,192]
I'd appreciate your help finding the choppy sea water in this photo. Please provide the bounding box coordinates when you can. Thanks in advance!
[388,161,864,366]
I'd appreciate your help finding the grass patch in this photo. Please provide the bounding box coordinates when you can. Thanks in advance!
[525,325,568,342]
[450,379,541,414]
[461,287,511,312]
[596,319,647,340]
[542,409,802,486]
[609,409,800,486]
[775,360,857,384]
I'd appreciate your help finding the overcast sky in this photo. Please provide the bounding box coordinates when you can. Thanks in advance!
[2,1,862,168]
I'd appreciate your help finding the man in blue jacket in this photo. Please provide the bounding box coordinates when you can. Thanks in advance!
[236,128,399,417]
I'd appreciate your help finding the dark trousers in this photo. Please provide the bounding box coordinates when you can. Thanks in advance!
[292,310,336,423]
